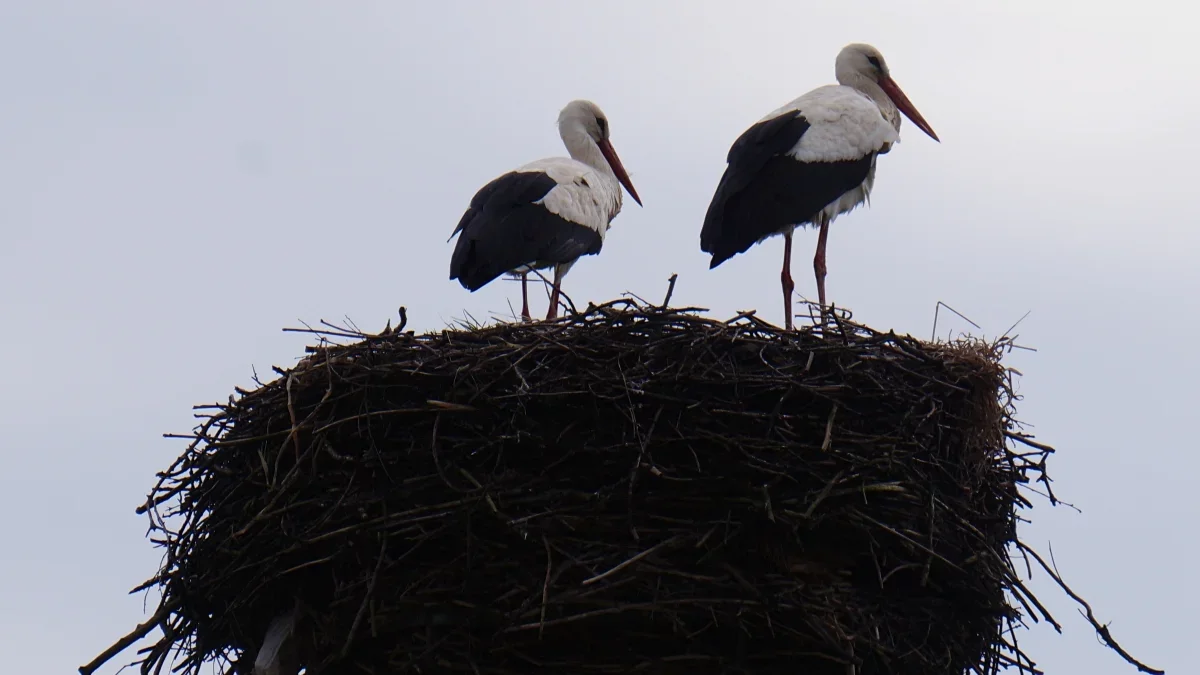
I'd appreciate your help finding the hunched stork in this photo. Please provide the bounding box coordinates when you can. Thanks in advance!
[700,43,939,329]
[449,99,642,321]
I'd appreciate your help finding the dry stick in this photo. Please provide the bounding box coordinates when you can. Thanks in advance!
[281,325,361,339]
[581,535,682,586]
[312,404,474,435]
[234,444,318,539]
[340,536,389,659]
[821,403,838,451]
[502,598,764,633]
[803,471,845,519]
[286,370,301,461]
[930,301,981,342]
[78,599,179,675]
[1017,541,1164,675]
[558,284,580,317]
[661,273,679,308]
[540,534,553,638]
[857,513,963,573]
[272,362,335,488]
[528,267,579,319]
[1006,431,1057,454]
[1005,567,1054,629]
[1005,616,1039,675]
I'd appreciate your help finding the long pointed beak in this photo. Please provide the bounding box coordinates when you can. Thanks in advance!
[878,77,939,142]
[597,138,643,206]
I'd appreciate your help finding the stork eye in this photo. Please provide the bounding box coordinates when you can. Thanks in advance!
[867,56,882,69]
[597,118,608,135]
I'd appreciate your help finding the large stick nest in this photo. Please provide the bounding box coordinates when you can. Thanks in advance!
[91,299,1153,675]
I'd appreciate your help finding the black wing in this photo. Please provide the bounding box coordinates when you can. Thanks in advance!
[449,171,603,291]
[700,110,874,268]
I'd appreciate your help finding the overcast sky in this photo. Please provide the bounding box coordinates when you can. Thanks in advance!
[1,2,1193,673]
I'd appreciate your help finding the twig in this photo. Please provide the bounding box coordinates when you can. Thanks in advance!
[78,600,179,675]
[582,536,682,586]
[1001,309,1033,341]
[661,273,678,308]
[341,535,389,659]
[540,535,552,638]
[286,372,301,462]
[502,598,764,633]
[821,403,838,451]
[1018,541,1164,674]
[312,404,475,435]
[931,300,982,342]
[1005,431,1056,454]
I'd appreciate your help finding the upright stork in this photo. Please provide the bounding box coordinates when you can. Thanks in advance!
[450,99,642,321]
[700,43,939,329]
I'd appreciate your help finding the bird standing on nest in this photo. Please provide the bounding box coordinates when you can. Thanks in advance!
[449,100,643,322]
[700,43,940,329]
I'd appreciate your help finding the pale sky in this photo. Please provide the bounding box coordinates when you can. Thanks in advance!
[1,2,1194,674]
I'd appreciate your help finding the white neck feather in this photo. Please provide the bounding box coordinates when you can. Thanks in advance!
[837,69,901,132]
[559,120,613,177]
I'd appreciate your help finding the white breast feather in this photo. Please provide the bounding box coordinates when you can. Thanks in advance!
[515,157,621,240]
[761,85,899,163]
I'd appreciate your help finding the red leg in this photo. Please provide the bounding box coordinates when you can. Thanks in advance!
[520,272,531,322]
[781,230,795,330]
[814,220,830,322]
[546,266,562,320]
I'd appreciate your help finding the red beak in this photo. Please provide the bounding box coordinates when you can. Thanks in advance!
[597,138,643,206]
[878,77,939,142]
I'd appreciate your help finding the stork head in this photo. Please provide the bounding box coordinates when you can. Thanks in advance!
[836,43,939,142]
[558,100,642,206]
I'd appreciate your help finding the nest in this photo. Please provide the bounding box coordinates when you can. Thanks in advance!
[84,298,1160,675]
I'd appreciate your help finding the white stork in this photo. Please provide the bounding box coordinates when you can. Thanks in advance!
[449,99,642,321]
[700,43,939,329]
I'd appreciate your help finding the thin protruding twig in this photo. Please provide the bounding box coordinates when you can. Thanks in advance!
[1005,431,1056,454]
[1001,309,1033,341]
[1017,541,1164,674]
[931,300,982,342]
[661,273,679,308]
[78,600,179,675]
